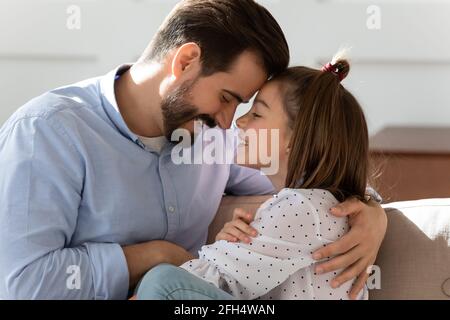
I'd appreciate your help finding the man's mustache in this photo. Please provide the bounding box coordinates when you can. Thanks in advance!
[194,114,217,129]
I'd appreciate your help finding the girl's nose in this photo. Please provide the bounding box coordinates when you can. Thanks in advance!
[236,114,249,129]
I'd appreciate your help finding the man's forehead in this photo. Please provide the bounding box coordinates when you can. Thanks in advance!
[223,53,268,96]
[224,77,267,102]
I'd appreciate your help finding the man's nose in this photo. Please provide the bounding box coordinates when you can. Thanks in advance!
[216,105,238,129]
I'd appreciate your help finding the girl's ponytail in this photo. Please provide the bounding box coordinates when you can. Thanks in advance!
[277,52,369,202]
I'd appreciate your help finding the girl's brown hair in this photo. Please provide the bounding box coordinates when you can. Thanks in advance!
[277,56,369,202]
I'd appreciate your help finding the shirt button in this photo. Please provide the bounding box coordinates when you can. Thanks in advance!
[168,206,176,213]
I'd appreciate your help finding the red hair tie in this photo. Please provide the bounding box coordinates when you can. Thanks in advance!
[322,62,344,81]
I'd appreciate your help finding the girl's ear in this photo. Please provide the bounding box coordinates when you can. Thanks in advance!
[285,130,293,154]
[171,43,202,80]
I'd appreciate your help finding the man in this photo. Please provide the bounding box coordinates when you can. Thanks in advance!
[0,0,386,300]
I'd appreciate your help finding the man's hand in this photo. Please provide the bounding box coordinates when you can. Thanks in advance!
[312,198,387,299]
[215,208,258,243]
[122,240,195,289]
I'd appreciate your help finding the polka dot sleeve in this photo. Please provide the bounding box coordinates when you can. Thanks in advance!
[180,189,360,300]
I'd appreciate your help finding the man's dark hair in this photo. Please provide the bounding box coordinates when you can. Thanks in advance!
[140,0,290,77]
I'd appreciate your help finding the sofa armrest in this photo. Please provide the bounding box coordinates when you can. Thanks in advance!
[371,199,450,300]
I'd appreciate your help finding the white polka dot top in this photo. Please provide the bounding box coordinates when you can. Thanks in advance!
[180,188,369,300]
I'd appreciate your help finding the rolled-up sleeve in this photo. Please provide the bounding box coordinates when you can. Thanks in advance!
[83,242,129,300]
[0,116,129,299]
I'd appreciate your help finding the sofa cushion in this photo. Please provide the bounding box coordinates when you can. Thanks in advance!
[371,199,450,300]
[208,197,450,300]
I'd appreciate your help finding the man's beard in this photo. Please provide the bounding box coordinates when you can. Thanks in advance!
[161,78,217,142]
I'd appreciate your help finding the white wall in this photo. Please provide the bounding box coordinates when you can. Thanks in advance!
[1,0,449,135]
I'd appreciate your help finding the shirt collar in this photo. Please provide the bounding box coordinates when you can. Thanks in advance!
[99,64,140,144]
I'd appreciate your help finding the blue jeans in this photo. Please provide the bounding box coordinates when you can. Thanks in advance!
[135,264,236,300]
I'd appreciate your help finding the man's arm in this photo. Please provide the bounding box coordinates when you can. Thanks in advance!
[0,116,195,299]
[225,164,275,196]
[122,241,194,290]
[312,199,387,299]
[0,117,130,299]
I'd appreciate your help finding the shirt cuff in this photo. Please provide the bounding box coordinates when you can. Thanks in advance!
[366,186,383,203]
[84,242,129,300]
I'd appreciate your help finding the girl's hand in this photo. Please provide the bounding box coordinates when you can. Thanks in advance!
[215,208,258,243]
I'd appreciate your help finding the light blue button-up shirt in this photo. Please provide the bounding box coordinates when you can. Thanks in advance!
[0,65,274,300]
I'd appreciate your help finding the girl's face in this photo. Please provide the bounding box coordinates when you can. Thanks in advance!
[235,80,292,171]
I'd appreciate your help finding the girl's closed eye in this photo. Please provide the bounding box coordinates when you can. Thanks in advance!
[252,112,262,118]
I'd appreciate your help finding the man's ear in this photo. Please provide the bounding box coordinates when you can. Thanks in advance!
[171,42,202,79]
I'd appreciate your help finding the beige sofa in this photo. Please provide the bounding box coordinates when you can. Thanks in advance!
[207,197,450,300]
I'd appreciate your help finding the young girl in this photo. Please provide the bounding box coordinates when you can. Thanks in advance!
[136,53,370,300]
